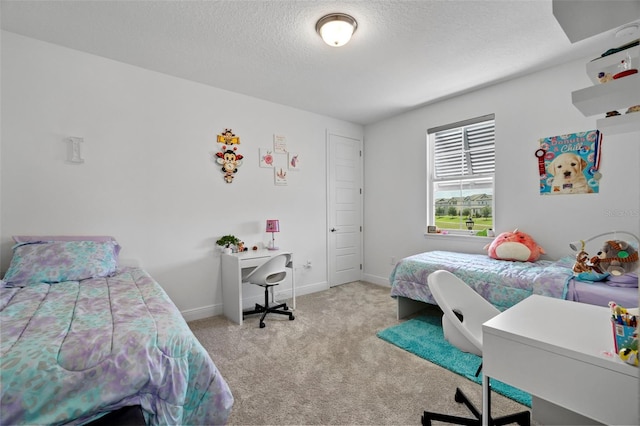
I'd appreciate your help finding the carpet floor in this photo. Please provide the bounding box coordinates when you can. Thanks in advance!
[189,281,533,425]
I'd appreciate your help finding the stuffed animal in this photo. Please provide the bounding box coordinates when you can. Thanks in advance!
[595,240,639,276]
[572,250,608,280]
[572,250,592,274]
[484,229,545,262]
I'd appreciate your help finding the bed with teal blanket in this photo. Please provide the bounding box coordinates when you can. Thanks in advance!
[390,250,638,318]
[1,238,233,425]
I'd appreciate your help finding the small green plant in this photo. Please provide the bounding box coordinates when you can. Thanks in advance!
[216,234,240,247]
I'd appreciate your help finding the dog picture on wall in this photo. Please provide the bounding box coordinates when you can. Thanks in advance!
[538,130,602,195]
[547,152,593,194]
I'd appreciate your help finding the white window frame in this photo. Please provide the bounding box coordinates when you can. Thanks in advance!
[426,114,496,236]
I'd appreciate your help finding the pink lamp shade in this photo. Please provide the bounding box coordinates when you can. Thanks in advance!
[266,220,280,233]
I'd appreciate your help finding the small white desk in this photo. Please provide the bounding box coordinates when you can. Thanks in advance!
[221,249,295,325]
[482,295,638,426]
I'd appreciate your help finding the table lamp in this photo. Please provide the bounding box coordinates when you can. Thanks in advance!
[266,219,280,250]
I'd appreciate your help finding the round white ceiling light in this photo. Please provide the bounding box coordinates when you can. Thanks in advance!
[615,24,639,38]
[316,13,358,47]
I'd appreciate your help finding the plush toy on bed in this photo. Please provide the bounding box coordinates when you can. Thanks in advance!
[484,229,545,262]
[593,240,639,277]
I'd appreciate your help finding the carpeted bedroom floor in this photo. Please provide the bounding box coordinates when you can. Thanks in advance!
[189,281,534,425]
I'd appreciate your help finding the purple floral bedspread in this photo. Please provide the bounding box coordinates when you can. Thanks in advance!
[390,251,573,311]
[0,267,233,425]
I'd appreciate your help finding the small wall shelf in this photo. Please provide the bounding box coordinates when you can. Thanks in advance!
[571,44,640,136]
[596,112,640,135]
[585,45,639,84]
[572,74,639,116]
[572,74,640,135]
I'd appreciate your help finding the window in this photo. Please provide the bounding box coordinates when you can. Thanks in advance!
[427,114,495,234]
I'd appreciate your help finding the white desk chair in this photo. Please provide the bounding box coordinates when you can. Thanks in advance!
[242,252,295,328]
[422,270,530,426]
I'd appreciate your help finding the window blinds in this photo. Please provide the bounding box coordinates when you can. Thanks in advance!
[430,117,495,182]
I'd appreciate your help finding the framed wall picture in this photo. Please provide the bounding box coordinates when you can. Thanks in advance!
[259,148,274,168]
[538,130,602,196]
[275,167,287,185]
[288,152,300,170]
[274,134,287,154]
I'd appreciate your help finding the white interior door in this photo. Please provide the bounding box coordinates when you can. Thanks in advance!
[327,130,363,287]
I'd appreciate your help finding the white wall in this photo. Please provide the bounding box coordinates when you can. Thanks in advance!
[3,31,639,313]
[363,57,640,286]
[0,31,363,320]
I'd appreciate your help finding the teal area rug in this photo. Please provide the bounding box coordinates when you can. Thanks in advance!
[377,315,531,407]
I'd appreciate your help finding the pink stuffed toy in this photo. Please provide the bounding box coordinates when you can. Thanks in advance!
[484,229,545,262]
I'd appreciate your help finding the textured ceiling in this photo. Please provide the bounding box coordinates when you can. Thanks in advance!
[1,0,639,125]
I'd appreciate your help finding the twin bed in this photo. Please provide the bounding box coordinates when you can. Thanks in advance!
[0,237,233,425]
[390,250,638,318]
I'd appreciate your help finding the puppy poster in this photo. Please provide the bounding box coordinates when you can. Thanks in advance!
[537,130,602,195]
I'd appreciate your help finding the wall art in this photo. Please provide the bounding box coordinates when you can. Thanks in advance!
[259,148,274,168]
[288,152,300,170]
[217,128,240,145]
[215,128,243,183]
[275,167,288,186]
[274,134,287,153]
[537,130,602,195]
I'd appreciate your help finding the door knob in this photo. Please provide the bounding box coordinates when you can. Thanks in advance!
[330,228,338,232]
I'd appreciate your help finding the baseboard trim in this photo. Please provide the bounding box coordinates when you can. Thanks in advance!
[363,273,390,287]
[181,304,222,322]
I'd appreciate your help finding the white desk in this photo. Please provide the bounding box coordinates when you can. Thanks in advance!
[482,295,638,426]
[221,249,295,325]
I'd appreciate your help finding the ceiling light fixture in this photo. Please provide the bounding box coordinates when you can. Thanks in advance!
[316,13,358,47]
[615,24,639,38]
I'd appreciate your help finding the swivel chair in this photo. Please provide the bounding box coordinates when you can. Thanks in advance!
[422,270,530,426]
[242,252,295,328]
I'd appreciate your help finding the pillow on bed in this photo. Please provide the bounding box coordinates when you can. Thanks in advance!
[2,240,120,286]
[12,235,117,243]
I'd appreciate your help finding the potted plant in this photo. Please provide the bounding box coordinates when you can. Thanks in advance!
[216,235,240,253]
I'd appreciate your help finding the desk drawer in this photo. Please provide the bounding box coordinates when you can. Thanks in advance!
[239,256,271,269]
